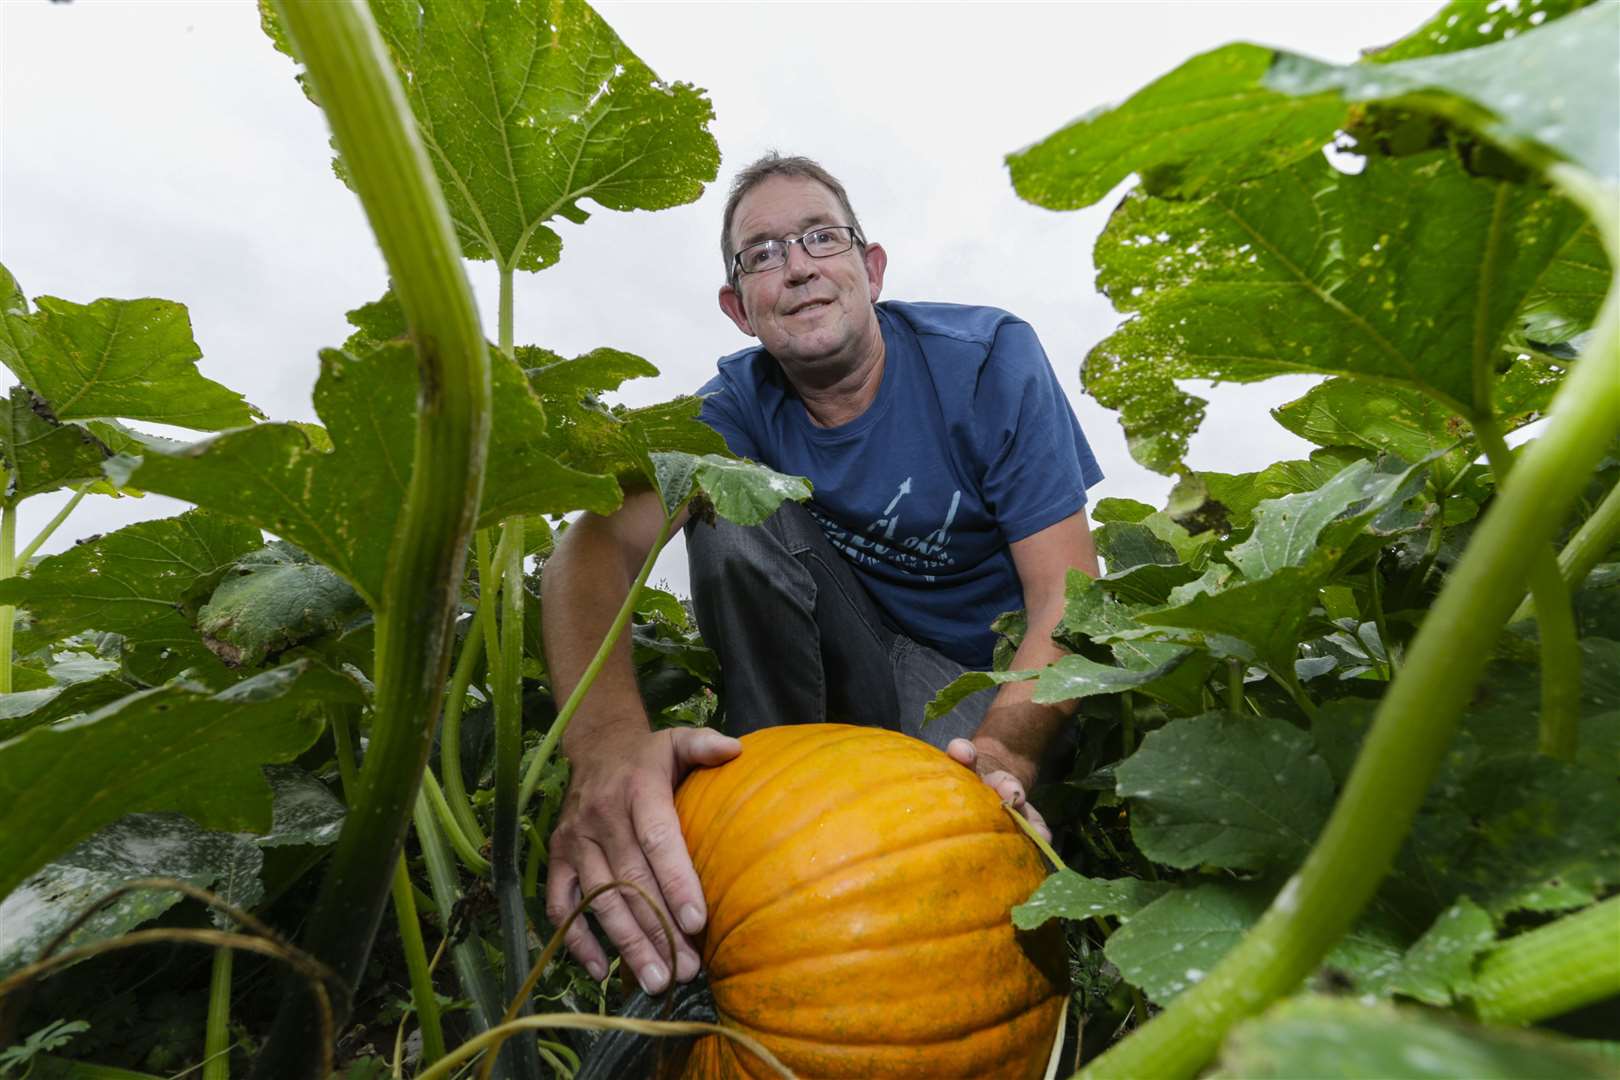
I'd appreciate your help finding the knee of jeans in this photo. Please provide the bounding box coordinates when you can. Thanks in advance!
[686,516,791,594]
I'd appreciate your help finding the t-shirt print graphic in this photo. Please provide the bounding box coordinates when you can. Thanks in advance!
[812,476,962,581]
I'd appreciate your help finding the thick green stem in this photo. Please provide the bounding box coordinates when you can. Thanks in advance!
[1471,895,1620,1024]
[1512,475,1620,623]
[1081,211,1620,1079]
[1474,418,1581,760]
[491,517,541,1080]
[1264,663,1318,721]
[1226,660,1243,716]
[518,514,673,810]
[390,857,448,1066]
[255,1,490,1074]
[499,267,515,358]
[16,481,91,564]
[203,946,233,1080]
[441,615,489,848]
[0,499,15,694]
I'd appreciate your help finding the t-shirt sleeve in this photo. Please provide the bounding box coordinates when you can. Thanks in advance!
[696,373,761,461]
[974,320,1105,543]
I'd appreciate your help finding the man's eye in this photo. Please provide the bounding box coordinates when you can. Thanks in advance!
[808,229,836,246]
[746,245,775,267]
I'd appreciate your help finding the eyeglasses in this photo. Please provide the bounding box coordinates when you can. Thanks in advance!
[732,225,863,279]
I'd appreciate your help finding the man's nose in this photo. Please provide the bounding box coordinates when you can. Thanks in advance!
[782,242,818,284]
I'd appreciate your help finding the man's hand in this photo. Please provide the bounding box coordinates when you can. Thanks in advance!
[946,735,1050,843]
[545,725,740,993]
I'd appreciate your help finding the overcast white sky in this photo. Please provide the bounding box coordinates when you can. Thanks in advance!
[2,0,1443,594]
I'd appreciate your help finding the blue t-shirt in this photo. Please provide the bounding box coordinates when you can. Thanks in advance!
[697,301,1104,668]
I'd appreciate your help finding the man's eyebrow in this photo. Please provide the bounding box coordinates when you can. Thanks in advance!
[738,214,840,249]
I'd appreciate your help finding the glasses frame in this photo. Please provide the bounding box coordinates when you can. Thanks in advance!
[730,224,864,283]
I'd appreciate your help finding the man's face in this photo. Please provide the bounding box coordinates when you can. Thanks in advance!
[718,175,887,373]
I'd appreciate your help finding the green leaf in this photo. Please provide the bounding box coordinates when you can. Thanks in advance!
[1087,150,1588,472]
[1214,995,1619,1079]
[1132,564,1322,670]
[0,265,258,431]
[1092,497,1156,525]
[680,453,811,526]
[1008,44,1345,211]
[1095,520,1180,573]
[1011,871,1170,930]
[922,668,1033,723]
[520,346,659,398]
[1517,223,1611,344]
[0,812,263,978]
[1272,379,1475,479]
[1116,712,1334,871]
[0,675,131,742]
[196,542,368,668]
[1379,897,1496,1006]
[257,763,346,849]
[325,0,719,273]
[0,510,261,682]
[0,387,111,503]
[1198,449,1370,531]
[1370,0,1598,63]
[1268,2,1620,183]
[113,343,619,608]
[0,660,356,900]
[1227,456,1428,580]
[1030,649,1195,707]
[1105,881,1406,1005]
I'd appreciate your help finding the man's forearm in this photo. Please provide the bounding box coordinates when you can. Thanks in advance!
[971,601,1076,788]
[541,516,655,756]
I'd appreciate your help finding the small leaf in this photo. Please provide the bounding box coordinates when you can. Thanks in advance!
[1380,898,1496,1006]
[1116,711,1334,871]
[1011,870,1169,930]
[197,542,367,668]
[682,453,811,526]
[924,669,1034,723]
[0,386,111,502]
[0,264,258,431]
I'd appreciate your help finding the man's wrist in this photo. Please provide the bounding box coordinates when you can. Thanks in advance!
[967,731,1039,792]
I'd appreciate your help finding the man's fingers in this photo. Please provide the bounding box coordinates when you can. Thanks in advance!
[1022,799,1053,845]
[945,737,975,768]
[632,789,708,939]
[577,845,680,993]
[544,860,609,982]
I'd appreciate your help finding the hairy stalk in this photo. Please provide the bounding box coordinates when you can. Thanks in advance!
[203,946,234,1080]
[1474,418,1581,759]
[491,517,542,1080]
[254,1,490,1073]
[1512,474,1620,623]
[0,498,14,694]
[1081,206,1620,1079]
[1471,895,1620,1024]
[16,481,91,564]
[421,766,491,875]
[441,615,489,848]
[518,513,673,810]
[499,267,515,357]
[477,529,502,673]
[413,796,508,1076]
[391,858,448,1065]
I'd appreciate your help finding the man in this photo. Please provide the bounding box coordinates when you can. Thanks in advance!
[542,154,1103,998]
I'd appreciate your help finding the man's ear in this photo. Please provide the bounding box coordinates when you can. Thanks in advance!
[718,283,755,337]
[863,241,888,303]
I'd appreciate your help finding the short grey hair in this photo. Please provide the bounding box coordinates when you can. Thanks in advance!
[720,152,865,280]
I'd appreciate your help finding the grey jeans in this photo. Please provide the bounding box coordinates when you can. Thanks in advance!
[685,500,996,749]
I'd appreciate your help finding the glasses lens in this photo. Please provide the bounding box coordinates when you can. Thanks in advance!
[804,227,854,257]
[738,239,786,274]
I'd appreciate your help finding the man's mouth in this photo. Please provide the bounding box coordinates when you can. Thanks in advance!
[785,299,832,316]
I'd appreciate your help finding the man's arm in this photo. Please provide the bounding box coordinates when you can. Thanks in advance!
[947,509,1099,839]
[541,490,738,993]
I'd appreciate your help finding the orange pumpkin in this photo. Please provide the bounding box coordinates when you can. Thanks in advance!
[670,724,1068,1078]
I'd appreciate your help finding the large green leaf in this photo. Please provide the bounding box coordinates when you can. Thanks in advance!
[196,542,367,668]
[1213,995,1617,1079]
[1007,45,1345,211]
[1197,449,1370,531]
[1116,712,1334,872]
[1377,897,1495,1006]
[0,660,356,900]
[0,387,111,503]
[1516,223,1611,344]
[1269,2,1620,183]
[1105,881,1406,1005]
[111,342,620,608]
[0,765,344,978]
[1130,565,1323,670]
[652,452,811,525]
[0,265,258,431]
[0,675,131,742]
[1087,150,1588,472]
[272,0,719,273]
[0,511,261,683]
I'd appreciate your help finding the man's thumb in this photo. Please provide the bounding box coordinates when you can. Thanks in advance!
[670,727,742,771]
